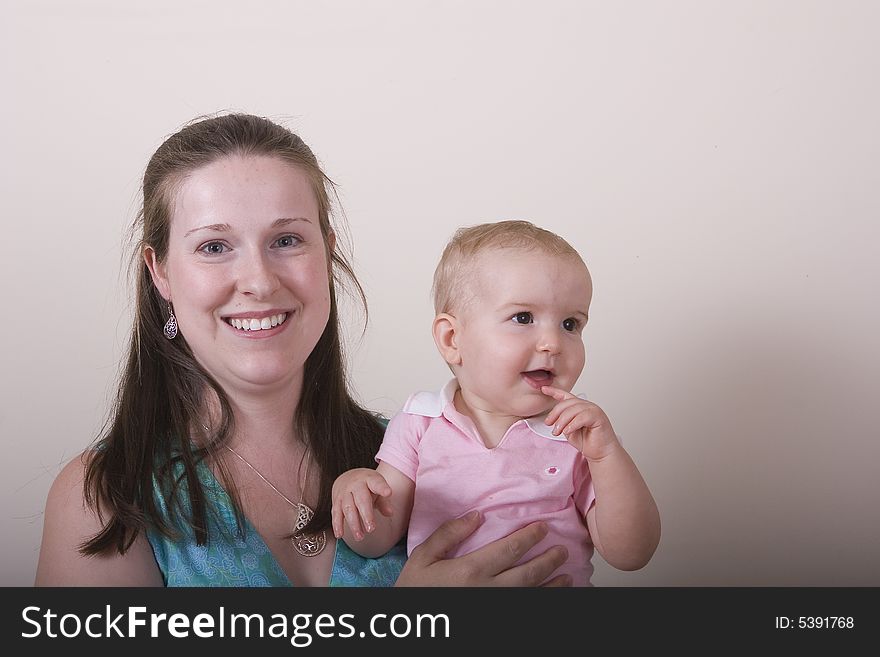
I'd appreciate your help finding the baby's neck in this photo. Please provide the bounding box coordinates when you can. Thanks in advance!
[453,389,525,448]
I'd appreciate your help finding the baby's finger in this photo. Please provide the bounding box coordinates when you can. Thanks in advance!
[331,501,344,539]
[375,495,395,518]
[540,385,573,402]
[554,407,596,437]
[351,486,378,533]
[366,474,393,498]
[341,493,367,541]
[545,397,587,428]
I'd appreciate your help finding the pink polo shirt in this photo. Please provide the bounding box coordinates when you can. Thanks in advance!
[376,379,596,586]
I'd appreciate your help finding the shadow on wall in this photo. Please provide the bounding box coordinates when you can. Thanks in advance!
[592,314,879,586]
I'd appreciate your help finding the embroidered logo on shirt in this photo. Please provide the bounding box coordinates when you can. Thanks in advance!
[544,466,560,476]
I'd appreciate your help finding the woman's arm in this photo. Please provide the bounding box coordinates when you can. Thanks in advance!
[395,512,571,586]
[34,452,164,586]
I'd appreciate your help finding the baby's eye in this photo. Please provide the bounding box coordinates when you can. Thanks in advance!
[562,317,579,332]
[274,234,301,248]
[512,311,533,325]
[199,241,228,255]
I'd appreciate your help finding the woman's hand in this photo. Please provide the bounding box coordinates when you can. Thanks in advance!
[395,511,571,587]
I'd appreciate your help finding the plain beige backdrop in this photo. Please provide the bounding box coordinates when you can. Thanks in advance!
[2,0,878,586]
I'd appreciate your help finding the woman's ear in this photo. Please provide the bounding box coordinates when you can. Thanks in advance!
[143,246,171,301]
[327,229,336,254]
[432,313,462,366]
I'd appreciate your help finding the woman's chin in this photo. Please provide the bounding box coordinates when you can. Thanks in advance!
[212,364,303,394]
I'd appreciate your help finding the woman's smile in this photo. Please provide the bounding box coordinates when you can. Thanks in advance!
[223,311,290,334]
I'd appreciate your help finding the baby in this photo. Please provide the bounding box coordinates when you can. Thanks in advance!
[332,220,660,585]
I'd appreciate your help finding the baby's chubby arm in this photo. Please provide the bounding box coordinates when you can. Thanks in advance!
[331,462,414,558]
[542,385,661,571]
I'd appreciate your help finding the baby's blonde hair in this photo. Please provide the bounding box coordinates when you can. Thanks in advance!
[432,220,585,315]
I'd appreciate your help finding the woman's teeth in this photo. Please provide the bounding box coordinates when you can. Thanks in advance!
[227,313,288,331]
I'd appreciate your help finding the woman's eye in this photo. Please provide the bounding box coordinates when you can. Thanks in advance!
[274,235,301,248]
[562,317,579,332]
[199,241,227,255]
[513,312,533,325]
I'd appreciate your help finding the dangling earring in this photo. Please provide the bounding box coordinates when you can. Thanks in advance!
[163,301,178,340]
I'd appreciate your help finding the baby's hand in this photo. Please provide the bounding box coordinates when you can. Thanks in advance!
[541,385,620,461]
[331,468,393,541]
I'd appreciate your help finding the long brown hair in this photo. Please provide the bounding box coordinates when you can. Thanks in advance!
[82,113,383,554]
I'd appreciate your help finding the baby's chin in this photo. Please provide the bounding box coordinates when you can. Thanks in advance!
[520,401,556,420]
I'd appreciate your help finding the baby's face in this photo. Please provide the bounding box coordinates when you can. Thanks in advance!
[452,247,592,418]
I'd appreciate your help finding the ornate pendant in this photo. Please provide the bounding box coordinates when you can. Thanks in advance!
[292,502,326,557]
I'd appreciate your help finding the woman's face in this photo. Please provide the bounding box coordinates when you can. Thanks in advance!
[145,154,333,397]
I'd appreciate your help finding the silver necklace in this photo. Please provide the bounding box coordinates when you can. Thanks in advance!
[224,445,327,557]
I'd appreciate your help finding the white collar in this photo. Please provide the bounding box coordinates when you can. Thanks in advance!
[402,378,570,442]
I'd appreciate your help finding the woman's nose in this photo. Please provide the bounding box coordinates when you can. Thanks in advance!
[236,251,280,299]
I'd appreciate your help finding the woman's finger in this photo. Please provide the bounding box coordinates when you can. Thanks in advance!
[491,544,569,587]
[395,517,567,587]
[457,521,550,580]
[540,572,574,587]
[395,511,482,586]
[415,511,481,561]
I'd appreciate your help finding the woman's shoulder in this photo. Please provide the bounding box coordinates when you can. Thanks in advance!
[36,449,163,586]
[45,450,93,506]
[40,449,107,559]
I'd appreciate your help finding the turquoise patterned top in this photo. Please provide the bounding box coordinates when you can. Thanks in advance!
[145,456,406,587]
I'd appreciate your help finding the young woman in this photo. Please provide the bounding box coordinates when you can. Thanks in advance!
[35,114,569,587]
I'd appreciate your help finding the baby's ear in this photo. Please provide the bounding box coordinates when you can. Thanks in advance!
[432,313,462,366]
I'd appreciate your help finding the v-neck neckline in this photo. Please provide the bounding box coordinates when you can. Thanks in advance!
[198,457,339,587]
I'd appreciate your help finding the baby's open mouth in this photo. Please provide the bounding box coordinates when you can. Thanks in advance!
[522,369,554,388]
[225,313,288,332]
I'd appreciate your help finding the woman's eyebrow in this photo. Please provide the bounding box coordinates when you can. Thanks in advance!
[185,223,230,237]
[273,216,313,227]
[184,217,312,237]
